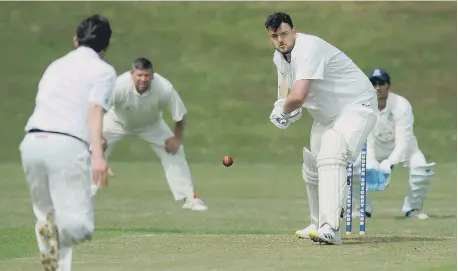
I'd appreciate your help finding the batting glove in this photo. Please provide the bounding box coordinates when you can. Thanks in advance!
[270,99,302,127]
[270,106,290,129]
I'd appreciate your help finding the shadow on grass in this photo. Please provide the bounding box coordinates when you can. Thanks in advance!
[392,214,457,220]
[99,227,287,235]
[343,235,450,245]
[98,227,454,245]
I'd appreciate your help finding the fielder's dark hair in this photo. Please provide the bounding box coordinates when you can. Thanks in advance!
[132,58,153,70]
[264,12,294,32]
[76,14,112,53]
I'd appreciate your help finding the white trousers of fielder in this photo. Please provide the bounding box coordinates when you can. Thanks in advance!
[20,133,94,271]
[101,116,195,201]
[352,138,435,214]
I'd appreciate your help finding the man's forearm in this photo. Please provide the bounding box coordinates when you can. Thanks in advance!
[87,103,105,158]
[282,79,310,114]
[283,98,303,114]
[387,143,408,165]
[174,117,186,141]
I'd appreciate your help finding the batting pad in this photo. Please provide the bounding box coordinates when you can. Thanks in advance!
[302,147,319,226]
[404,162,436,212]
[316,129,348,230]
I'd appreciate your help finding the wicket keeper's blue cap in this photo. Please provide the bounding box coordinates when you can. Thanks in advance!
[368,68,391,84]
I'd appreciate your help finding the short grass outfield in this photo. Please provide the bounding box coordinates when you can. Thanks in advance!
[0,1,455,270]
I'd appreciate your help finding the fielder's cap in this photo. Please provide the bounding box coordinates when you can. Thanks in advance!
[368,68,390,84]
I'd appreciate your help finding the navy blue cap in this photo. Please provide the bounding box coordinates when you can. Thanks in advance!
[368,68,390,84]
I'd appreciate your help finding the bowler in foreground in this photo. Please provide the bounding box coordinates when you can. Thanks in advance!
[266,12,377,245]
[19,15,115,271]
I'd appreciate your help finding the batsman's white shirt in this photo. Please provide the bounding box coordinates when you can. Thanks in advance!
[25,46,116,142]
[105,71,187,129]
[367,92,417,165]
[273,33,376,123]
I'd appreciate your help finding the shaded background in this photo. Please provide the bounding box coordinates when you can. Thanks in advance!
[0,1,455,165]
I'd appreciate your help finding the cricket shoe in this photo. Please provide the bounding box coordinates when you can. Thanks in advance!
[295,224,318,239]
[308,224,341,245]
[182,195,208,211]
[340,208,344,219]
[36,212,59,271]
[405,209,428,220]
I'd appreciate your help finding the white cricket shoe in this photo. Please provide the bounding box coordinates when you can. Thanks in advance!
[406,209,428,220]
[36,212,59,271]
[182,195,208,211]
[308,224,341,245]
[295,224,318,239]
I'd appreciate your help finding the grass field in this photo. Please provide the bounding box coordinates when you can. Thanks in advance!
[0,1,456,271]
[0,163,456,270]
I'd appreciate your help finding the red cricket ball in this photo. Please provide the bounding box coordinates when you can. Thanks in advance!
[222,155,233,167]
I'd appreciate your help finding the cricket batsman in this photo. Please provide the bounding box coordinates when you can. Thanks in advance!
[98,57,208,211]
[265,12,378,245]
[350,68,435,219]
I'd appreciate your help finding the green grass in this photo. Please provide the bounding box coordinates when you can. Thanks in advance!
[0,1,456,164]
[0,162,456,270]
[0,1,456,270]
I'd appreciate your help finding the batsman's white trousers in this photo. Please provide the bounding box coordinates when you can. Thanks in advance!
[309,101,377,229]
[20,133,94,271]
[103,116,195,200]
[310,102,378,163]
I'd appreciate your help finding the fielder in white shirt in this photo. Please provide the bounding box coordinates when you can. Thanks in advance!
[351,68,435,219]
[19,15,115,271]
[265,12,378,245]
[101,58,208,211]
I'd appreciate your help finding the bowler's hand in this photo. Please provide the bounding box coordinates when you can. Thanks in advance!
[102,137,108,151]
[107,167,114,177]
[89,137,108,153]
[91,156,110,189]
[165,136,181,154]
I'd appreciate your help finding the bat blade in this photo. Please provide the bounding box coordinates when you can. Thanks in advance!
[278,75,290,98]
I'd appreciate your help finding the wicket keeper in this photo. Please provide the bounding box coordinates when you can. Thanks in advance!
[351,68,435,219]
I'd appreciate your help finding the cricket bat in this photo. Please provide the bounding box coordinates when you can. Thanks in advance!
[277,75,302,122]
[278,75,290,99]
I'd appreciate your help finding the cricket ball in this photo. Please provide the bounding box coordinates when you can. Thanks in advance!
[222,156,233,167]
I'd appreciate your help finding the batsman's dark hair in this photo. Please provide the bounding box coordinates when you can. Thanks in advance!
[76,14,112,53]
[264,12,294,32]
[132,57,153,70]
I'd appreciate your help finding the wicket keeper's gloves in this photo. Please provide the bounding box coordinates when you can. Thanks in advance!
[366,168,392,191]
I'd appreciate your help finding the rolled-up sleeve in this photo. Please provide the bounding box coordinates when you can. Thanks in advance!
[88,66,117,111]
[388,104,415,165]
